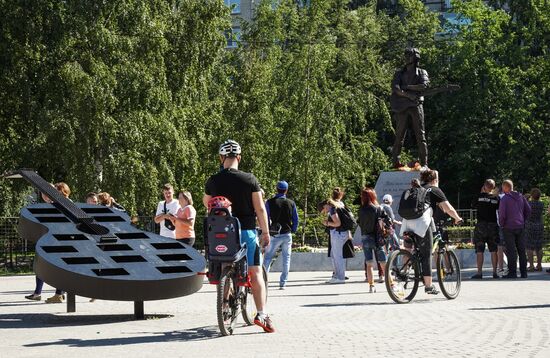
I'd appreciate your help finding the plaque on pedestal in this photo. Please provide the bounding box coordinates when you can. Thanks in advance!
[374,171,420,221]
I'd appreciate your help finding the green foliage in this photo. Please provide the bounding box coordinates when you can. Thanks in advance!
[425,0,550,202]
[0,0,549,245]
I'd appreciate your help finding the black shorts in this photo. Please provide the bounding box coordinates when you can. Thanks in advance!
[474,221,498,253]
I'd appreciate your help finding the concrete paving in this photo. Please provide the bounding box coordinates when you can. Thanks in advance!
[1,268,550,358]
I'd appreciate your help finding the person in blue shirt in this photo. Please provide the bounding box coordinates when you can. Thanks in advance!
[263,181,299,290]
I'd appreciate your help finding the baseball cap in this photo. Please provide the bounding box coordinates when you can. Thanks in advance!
[382,194,393,203]
[276,181,289,190]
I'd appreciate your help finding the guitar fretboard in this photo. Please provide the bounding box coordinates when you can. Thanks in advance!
[19,170,93,224]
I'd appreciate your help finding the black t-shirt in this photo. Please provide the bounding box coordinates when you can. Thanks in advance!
[424,185,447,222]
[358,204,383,236]
[472,192,499,223]
[424,185,447,210]
[205,168,261,229]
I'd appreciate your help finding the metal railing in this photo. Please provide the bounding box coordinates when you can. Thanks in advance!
[0,217,33,273]
[1,210,549,273]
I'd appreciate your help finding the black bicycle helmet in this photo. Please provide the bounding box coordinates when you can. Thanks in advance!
[218,139,241,157]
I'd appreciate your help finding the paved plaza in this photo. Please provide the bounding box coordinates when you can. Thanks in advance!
[1,268,550,358]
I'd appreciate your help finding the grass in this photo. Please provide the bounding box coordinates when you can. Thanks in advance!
[1,267,34,276]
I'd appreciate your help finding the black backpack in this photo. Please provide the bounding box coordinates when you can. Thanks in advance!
[336,206,357,231]
[398,186,429,220]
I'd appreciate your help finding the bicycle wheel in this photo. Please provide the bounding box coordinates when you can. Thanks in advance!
[217,266,239,335]
[436,249,461,299]
[385,249,419,304]
[242,265,269,325]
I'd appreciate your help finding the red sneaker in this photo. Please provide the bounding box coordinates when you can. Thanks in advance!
[254,314,275,333]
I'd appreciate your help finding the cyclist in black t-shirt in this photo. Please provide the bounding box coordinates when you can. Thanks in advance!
[471,179,500,279]
[203,140,274,333]
[420,169,462,294]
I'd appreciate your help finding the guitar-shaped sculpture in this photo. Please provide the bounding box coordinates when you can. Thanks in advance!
[5,169,206,318]
[390,84,460,113]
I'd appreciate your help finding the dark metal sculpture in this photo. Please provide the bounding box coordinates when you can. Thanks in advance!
[390,48,458,170]
[6,170,206,318]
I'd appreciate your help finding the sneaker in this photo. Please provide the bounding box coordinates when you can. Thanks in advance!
[520,273,528,279]
[502,273,517,279]
[492,273,499,279]
[377,277,385,283]
[45,294,64,303]
[325,278,345,284]
[254,314,275,333]
[89,298,96,302]
[471,273,483,280]
[368,285,376,293]
[279,285,285,290]
[425,285,439,295]
[25,293,41,301]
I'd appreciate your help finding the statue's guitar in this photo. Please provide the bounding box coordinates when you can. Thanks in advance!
[390,84,460,113]
[6,169,206,318]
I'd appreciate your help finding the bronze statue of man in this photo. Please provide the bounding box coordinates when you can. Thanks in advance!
[390,47,429,169]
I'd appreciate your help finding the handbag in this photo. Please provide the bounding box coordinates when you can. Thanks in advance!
[343,239,355,258]
[163,201,176,231]
[375,207,389,247]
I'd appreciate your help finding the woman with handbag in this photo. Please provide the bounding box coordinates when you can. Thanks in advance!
[358,187,388,293]
[321,188,352,284]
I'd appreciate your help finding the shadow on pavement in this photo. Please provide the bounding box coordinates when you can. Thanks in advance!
[279,280,370,288]
[0,313,173,329]
[462,269,550,282]
[0,301,43,307]
[0,290,42,295]
[469,304,550,311]
[23,326,250,347]
[281,292,369,298]
[301,298,444,308]
[301,302,394,308]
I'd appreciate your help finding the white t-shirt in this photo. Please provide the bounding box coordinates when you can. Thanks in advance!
[400,207,433,237]
[155,199,181,238]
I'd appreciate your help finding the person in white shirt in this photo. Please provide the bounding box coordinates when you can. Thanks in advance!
[154,183,180,239]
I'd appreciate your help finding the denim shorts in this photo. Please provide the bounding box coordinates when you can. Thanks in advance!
[362,235,387,263]
[241,230,262,266]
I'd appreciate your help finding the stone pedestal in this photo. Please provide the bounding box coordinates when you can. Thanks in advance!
[374,171,420,220]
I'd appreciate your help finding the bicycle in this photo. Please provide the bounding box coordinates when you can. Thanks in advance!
[217,260,269,335]
[384,219,461,303]
[206,210,269,336]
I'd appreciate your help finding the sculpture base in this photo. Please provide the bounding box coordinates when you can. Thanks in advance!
[374,171,421,221]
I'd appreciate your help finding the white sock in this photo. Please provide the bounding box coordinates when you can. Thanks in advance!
[257,311,266,318]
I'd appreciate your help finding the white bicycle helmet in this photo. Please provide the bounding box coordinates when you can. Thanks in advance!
[218,139,241,157]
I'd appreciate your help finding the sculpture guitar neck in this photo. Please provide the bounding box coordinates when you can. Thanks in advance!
[10,169,110,236]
